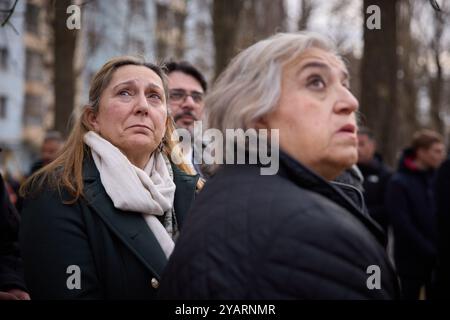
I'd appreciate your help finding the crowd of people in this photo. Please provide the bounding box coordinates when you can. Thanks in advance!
[358,128,447,299]
[0,31,449,300]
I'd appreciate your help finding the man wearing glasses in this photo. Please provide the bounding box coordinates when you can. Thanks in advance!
[165,61,208,175]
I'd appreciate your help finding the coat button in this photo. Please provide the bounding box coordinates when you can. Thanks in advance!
[151,278,159,289]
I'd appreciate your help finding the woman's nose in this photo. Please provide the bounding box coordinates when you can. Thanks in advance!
[335,87,359,114]
[135,92,150,115]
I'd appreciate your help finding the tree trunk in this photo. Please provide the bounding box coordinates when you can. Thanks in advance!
[360,0,399,166]
[297,0,313,31]
[235,0,286,51]
[428,10,445,135]
[212,0,286,79]
[155,2,186,61]
[52,0,78,137]
[212,0,244,79]
[397,0,418,146]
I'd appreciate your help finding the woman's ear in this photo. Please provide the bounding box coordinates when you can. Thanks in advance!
[85,107,100,132]
[254,115,269,130]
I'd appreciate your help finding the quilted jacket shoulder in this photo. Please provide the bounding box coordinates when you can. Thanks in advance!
[159,152,399,299]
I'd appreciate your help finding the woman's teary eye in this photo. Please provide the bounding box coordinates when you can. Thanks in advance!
[147,92,162,101]
[307,75,326,89]
[118,90,132,96]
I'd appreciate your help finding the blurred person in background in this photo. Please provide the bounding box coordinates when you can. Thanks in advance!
[357,127,392,233]
[165,61,207,135]
[434,152,450,299]
[165,61,208,176]
[29,130,64,175]
[386,129,445,299]
[0,149,29,300]
[0,147,25,210]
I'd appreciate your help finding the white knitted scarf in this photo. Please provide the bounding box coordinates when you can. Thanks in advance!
[84,131,176,258]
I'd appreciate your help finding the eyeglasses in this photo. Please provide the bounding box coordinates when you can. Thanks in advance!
[169,89,204,104]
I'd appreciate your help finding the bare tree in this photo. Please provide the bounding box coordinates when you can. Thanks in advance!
[212,0,286,79]
[360,0,399,165]
[0,0,18,32]
[51,0,78,137]
[330,0,358,51]
[428,7,446,134]
[297,0,313,31]
[235,0,286,52]
[155,1,187,61]
[212,0,245,78]
[396,0,419,145]
[409,0,449,137]
[324,0,361,100]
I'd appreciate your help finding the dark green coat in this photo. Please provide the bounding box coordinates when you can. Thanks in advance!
[19,155,199,300]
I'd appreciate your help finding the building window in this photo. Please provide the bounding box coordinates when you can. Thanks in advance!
[0,47,7,69]
[25,49,43,81]
[0,96,7,119]
[23,94,43,125]
[26,2,40,35]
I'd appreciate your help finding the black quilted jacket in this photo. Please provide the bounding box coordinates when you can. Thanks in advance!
[159,151,400,299]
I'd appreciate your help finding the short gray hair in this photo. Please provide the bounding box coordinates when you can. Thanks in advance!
[205,32,339,133]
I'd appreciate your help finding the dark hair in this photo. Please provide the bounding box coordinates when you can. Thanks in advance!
[357,127,375,141]
[412,129,443,151]
[164,60,208,92]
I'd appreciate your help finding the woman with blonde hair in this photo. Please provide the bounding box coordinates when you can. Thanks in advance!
[19,56,201,299]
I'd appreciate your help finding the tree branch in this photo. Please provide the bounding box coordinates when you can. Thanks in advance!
[430,0,441,12]
[1,0,19,27]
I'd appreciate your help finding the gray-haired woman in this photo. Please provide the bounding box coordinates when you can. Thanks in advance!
[159,32,400,299]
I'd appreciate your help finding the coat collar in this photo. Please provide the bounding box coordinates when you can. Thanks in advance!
[170,163,200,228]
[277,151,387,246]
[82,153,198,278]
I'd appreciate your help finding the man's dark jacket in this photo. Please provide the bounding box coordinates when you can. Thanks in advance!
[434,157,450,298]
[385,148,438,278]
[159,152,399,299]
[358,155,392,232]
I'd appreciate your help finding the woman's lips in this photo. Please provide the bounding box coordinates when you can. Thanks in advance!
[338,124,356,134]
[336,124,357,143]
[128,124,152,131]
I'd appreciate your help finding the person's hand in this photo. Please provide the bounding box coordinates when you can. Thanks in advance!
[8,288,30,300]
[0,291,19,300]
[0,289,31,300]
